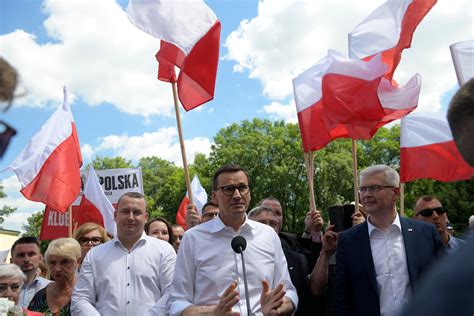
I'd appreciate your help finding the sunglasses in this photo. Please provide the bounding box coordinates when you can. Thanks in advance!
[415,207,445,217]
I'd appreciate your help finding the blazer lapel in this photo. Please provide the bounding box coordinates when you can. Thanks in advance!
[401,218,418,289]
[359,222,379,294]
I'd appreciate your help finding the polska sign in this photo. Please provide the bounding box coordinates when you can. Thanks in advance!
[39,168,143,240]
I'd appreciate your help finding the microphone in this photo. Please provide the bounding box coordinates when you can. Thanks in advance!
[231,236,251,316]
[231,235,247,253]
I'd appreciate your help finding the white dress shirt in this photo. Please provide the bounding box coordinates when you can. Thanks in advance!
[18,276,51,308]
[168,216,298,316]
[72,233,176,316]
[367,214,411,316]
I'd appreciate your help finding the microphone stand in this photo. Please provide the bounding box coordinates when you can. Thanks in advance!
[238,245,252,316]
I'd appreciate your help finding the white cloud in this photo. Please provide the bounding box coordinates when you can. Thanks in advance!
[225,0,472,113]
[84,127,213,166]
[0,0,174,117]
[262,101,297,123]
[1,175,44,232]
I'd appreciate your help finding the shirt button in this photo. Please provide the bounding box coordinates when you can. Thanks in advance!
[127,283,130,286]
[127,301,130,304]
[127,267,130,270]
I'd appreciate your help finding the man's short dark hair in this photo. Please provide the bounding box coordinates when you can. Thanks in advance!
[117,192,146,207]
[447,78,474,166]
[202,201,218,214]
[212,164,250,191]
[11,236,40,254]
[413,195,442,210]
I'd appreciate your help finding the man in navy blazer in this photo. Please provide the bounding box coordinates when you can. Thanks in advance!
[334,165,444,316]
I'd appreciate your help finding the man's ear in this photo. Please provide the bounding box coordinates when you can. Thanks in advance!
[211,191,217,204]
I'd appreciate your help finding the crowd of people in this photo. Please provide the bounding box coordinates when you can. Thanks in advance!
[0,81,473,315]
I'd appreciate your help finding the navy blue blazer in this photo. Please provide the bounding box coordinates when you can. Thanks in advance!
[334,216,444,316]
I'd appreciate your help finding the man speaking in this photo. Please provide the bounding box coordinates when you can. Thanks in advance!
[168,164,297,315]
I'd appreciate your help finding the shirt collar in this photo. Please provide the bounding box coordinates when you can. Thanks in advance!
[367,212,401,235]
[113,232,148,249]
[210,213,256,234]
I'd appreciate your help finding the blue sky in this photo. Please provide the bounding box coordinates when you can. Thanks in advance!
[0,0,471,231]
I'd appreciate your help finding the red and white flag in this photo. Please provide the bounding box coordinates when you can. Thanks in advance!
[76,166,117,236]
[400,112,474,182]
[450,40,474,86]
[349,0,436,79]
[127,0,221,111]
[176,175,208,229]
[293,50,420,152]
[7,87,82,212]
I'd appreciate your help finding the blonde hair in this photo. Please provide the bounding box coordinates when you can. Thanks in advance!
[73,222,109,242]
[45,238,81,263]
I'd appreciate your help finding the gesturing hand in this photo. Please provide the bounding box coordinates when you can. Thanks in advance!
[213,281,240,316]
[260,280,286,316]
[185,204,202,228]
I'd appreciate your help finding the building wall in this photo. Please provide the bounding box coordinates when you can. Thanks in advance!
[0,228,21,263]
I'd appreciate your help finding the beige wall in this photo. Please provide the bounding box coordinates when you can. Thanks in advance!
[0,228,21,263]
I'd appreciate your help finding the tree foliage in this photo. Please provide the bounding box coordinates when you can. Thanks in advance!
[0,184,16,224]
[23,119,473,237]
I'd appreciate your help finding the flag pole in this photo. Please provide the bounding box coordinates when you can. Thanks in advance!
[351,139,360,213]
[68,205,73,237]
[171,82,193,204]
[400,182,405,216]
[303,151,316,212]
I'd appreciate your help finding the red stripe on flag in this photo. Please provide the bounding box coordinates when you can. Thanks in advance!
[20,123,82,212]
[400,140,474,182]
[176,196,190,230]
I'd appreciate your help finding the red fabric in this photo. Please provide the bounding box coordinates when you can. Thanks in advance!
[20,123,82,212]
[176,196,189,230]
[156,21,221,111]
[76,195,106,228]
[400,140,474,182]
[364,0,437,80]
[297,101,349,152]
[39,206,78,240]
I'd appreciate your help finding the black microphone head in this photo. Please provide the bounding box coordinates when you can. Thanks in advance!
[231,236,247,253]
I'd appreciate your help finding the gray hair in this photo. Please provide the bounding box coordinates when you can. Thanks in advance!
[360,165,399,187]
[0,264,26,285]
[469,215,474,228]
[248,206,276,219]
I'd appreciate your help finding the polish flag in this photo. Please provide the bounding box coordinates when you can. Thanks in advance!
[450,40,474,86]
[400,112,474,182]
[127,0,221,111]
[293,50,420,152]
[176,175,208,229]
[76,166,117,236]
[6,87,82,212]
[349,0,436,79]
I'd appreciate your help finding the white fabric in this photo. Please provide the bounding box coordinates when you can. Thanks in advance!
[188,175,208,215]
[7,86,74,187]
[127,0,217,55]
[349,0,413,59]
[0,249,9,264]
[450,40,474,85]
[400,112,453,147]
[377,74,421,110]
[367,214,411,316]
[82,166,117,236]
[72,233,176,316]
[292,50,386,112]
[168,216,298,316]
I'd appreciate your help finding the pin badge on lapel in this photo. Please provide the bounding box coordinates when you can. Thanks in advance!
[408,228,413,232]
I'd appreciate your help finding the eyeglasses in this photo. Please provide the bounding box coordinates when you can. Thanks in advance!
[0,283,21,293]
[202,212,219,219]
[218,184,250,196]
[257,220,279,228]
[415,207,445,217]
[358,185,395,194]
[78,237,103,246]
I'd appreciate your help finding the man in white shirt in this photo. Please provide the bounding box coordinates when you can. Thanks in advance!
[334,165,444,316]
[72,192,176,316]
[10,237,50,308]
[168,164,297,316]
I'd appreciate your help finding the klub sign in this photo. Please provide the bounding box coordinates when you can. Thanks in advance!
[39,168,144,240]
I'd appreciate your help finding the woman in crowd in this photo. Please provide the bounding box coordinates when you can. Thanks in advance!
[145,217,176,246]
[73,222,109,271]
[28,238,81,315]
[0,264,26,305]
